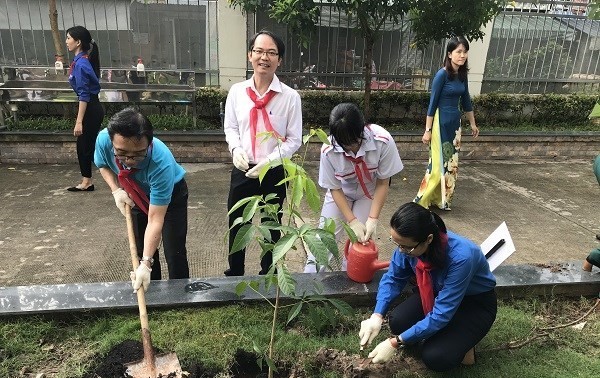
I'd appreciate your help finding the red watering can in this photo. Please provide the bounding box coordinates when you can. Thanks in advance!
[344,239,390,283]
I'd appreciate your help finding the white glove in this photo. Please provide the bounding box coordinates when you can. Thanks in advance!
[245,158,270,179]
[130,263,151,293]
[112,188,135,216]
[359,313,383,348]
[368,338,397,364]
[232,147,249,171]
[349,218,367,243]
[363,217,378,242]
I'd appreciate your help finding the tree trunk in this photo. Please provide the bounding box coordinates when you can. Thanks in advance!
[48,0,64,62]
[362,34,374,121]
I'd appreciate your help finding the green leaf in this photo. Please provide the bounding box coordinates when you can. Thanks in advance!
[322,217,337,234]
[277,264,296,296]
[264,355,278,373]
[304,177,321,213]
[314,229,339,257]
[272,233,299,264]
[290,175,305,208]
[257,160,272,182]
[289,208,305,223]
[262,220,283,230]
[287,302,303,324]
[315,128,330,145]
[298,223,312,236]
[241,196,260,223]
[302,232,331,267]
[302,133,312,144]
[235,281,248,296]
[256,224,274,242]
[249,280,260,292]
[326,298,354,316]
[227,196,255,216]
[342,221,358,243]
[264,193,278,202]
[230,224,254,253]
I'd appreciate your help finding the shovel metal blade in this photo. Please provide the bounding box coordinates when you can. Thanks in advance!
[124,352,182,378]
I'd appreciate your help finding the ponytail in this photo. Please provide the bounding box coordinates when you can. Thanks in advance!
[88,40,100,78]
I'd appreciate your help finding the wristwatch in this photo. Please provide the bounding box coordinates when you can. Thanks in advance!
[425,128,432,133]
[141,256,154,266]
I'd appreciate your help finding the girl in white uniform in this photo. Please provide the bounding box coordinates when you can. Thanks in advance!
[304,103,404,272]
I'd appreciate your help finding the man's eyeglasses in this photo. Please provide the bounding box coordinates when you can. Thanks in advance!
[113,148,148,162]
[252,49,279,58]
[389,236,421,255]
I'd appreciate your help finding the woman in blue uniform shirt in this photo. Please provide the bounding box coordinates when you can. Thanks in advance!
[359,202,497,371]
[66,26,104,192]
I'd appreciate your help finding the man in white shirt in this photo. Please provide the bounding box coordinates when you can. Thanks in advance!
[223,30,303,276]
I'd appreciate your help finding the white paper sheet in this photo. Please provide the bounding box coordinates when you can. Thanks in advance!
[479,221,516,272]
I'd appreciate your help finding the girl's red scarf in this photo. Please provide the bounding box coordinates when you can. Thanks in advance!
[416,232,448,314]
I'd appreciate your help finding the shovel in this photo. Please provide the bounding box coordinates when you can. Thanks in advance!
[123,205,182,378]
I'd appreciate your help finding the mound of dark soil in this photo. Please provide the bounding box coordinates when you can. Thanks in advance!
[82,340,218,378]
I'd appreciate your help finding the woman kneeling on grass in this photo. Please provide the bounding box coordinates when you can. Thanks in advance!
[359,202,497,371]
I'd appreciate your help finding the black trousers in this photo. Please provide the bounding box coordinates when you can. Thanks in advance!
[76,98,103,178]
[388,289,497,372]
[131,179,190,280]
[227,166,286,275]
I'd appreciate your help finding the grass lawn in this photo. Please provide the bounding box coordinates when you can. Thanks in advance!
[0,296,599,377]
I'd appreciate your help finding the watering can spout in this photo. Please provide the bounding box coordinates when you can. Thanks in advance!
[371,260,390,271]
[344,239,390,283]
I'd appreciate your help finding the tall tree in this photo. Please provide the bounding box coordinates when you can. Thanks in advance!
[48,0,65,64]
[228,0,505,119]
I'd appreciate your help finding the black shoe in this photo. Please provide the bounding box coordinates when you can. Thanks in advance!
[224,268,244,277]
[596,234,600,241]
[67,185,95,192]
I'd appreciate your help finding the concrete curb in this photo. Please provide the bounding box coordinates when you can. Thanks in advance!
[1,262,598,316]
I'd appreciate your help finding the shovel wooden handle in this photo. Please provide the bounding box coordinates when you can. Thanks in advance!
[125,205,157,375]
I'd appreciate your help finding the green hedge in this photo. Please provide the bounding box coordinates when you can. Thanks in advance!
[194,88,599,130]
[3,89,598,132]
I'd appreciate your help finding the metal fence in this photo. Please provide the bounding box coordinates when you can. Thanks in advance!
[0,0,219,86]
[250,5,446,92]
[483,0,599,94]
[250,0,598,94]
[1,0,598,94]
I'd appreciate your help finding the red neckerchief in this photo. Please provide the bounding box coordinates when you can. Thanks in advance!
[246,87,285,158]
[69,54,88,76]
[115,157,150,215]
[416,232,448,315]
[344,155,373,199]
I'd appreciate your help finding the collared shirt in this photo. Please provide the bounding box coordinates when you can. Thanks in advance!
[93,129,186,206]
[68,52,100,102]
[374,231,497,344]
[318,124,403,196]
[224,74,303,164]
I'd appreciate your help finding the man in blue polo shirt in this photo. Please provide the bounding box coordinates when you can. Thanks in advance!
[94,107,190,292]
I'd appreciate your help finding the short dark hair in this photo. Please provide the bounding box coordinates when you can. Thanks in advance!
[249,30,286,59]
[444,36,469,82]
[329,103,365,148]
[107,107,153,143]
[390,202,448,268]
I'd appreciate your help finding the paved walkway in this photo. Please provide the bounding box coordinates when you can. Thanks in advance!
[0,159,598,287]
